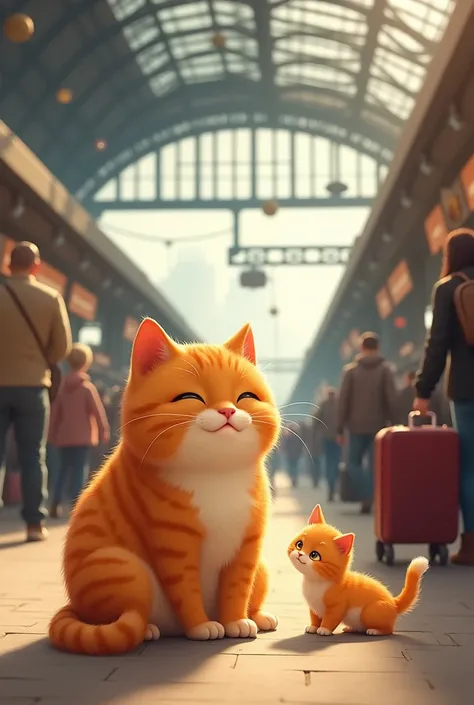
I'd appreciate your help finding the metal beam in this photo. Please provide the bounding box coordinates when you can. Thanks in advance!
[250,0,276,108]
[92,197,373,212]
[353,0,388,114]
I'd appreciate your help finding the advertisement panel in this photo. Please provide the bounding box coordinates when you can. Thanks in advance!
[387,260,413,307]
[68,282,98,321]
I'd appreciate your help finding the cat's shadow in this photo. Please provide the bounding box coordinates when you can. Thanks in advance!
[1,634,233,705]
[268,631,417,654]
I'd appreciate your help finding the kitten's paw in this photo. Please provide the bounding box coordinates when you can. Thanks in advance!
[366,628,391,636]
[316,627,333,636]
[224,618,258,638]
[186,621,225,641]
[144,624,160,641]
[251,611,278,632]
[305,625,319,634]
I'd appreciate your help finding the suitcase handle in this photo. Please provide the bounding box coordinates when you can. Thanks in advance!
[408,410,437,428]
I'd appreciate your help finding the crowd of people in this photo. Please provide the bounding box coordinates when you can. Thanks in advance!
[0,241,121,541]
[274,227,474,567]
[1,229,474,567]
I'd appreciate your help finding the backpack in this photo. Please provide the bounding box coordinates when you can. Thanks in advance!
[452,272,474,345]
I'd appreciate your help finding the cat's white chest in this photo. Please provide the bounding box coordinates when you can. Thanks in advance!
[302,577,332,617]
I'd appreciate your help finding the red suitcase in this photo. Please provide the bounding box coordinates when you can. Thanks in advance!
[374,411,459,566]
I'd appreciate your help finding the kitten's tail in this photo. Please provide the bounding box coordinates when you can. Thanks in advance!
[394,556,429,614]
[49,604,147,655]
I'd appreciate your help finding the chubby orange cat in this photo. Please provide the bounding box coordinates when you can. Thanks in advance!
[288,505,429,636]
[49,319,280,655]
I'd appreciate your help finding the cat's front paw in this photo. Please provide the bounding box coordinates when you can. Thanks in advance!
[186,621,225,641]
[144,624,160,641]
[316,627,333,636]
[251,610,278,632]
[224,618,258,638]
[305,625,319,634]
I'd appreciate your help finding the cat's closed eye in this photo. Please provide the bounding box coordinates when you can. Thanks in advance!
[237,392,260,402]
[295,540,303,550]
[172,392,206,403]
[309,551,321,562]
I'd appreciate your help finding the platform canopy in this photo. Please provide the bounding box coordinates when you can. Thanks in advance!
[1,0,454,196]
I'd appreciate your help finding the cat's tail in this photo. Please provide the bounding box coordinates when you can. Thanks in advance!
[394,556,429,614]
[49,604,147,655]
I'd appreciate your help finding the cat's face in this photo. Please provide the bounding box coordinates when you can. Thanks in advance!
[288,504,354,582]
[122,318,280,473]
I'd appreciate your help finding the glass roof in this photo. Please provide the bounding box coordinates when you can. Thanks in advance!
[106,0,454,134]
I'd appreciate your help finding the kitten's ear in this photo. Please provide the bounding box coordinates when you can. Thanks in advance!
[333,533,355,556]
[309,504,325,525]
[224,323,256,365]
[131,318,178,376]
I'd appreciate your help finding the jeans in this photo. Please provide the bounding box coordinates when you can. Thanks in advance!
[52,446,89,506]
[347,433,375,503]
[323,439,341,493]
[0,387,49,524]
[451,401,474,532]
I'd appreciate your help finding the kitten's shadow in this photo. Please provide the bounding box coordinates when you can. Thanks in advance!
[269,631,409,654]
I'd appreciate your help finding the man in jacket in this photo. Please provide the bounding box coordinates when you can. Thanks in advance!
[0,242,72,541]
[337,332,397,513]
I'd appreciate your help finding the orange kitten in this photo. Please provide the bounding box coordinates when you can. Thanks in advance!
[49,319,280,655]
[288,505,429,636]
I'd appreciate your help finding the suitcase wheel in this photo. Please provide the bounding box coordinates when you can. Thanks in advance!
[375,541,394,566]
[429,543,449,566]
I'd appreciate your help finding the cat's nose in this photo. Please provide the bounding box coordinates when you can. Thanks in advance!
[297,552,303,557]
[217,408,236,420]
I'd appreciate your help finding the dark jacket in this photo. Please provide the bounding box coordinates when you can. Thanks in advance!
[416,267,474,402]
[318,396,338,440]
[337,354,397,435]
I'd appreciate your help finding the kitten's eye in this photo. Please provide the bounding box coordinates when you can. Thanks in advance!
[237,392,260,402]
[172,392,205,403]
[309,551,321,562]
[295,540,303,550]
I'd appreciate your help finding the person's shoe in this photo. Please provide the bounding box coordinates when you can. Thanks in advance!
[49,503,63,519]
[26,525,49,542]
[451,532,474,566]
[360,499,372,514]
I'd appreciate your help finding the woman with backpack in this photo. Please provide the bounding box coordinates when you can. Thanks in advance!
[414,228,474,565]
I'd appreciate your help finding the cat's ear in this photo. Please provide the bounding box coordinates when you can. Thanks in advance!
[333,533,355,556]
[224,323,256,365]
[309,504,325,525]
[131,318,178,376]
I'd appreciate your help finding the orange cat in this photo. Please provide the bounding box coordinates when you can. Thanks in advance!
[288,505,429,636]
[49,319,280,655]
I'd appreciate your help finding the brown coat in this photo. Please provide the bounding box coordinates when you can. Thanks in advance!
[0,274,72,387]
[337,354,397,435]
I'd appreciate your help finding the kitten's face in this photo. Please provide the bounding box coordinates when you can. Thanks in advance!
[288,505,354,582]
[122,319,280,473]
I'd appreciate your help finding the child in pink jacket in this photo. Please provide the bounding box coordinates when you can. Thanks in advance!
[48,344,110,517]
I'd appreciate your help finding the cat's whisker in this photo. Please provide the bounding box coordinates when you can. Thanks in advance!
[139,420,194,470]
[281,413,328,431]
[181,358,200,377]
[120,412,196,432]
[278,401,320,411]
[176,367,197,377]
[254,420,313,464]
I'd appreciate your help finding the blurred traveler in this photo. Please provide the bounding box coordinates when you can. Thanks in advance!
[0,242,71,541]
[395,370,416,424]
[414,228,474,565]
[337,332,397,514]
[318,387,341,501]
[48,344,110,518]
[282,422,303,488]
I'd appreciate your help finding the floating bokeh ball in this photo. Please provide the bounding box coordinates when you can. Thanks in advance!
[56,88,73,104]
[94,139,108,152]
[262,199,279,216]
[3,14,35,43]
[211,33,226,49]
[269,306,279,316]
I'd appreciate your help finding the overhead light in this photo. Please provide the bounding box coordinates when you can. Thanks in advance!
[78,260,90,272]
[419,155,433,176]
[448,105,463,132]
[11,196,25,219]
[400,192,412,209]
[368,260,378,271]
[53,232,65,247]
[102,278,112,290]
[382,231,392,243]
[115,286,124,297]
[353,290,361,300]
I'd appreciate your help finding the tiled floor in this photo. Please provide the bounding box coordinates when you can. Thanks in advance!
[1,474,473,705]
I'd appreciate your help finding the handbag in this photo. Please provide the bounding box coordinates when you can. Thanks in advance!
[4,284,62,402]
